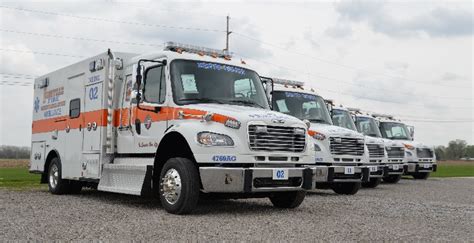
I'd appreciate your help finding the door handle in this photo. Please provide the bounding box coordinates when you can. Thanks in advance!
[87,122,92,131]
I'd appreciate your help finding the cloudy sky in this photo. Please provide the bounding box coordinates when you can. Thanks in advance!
[0,0,472,147]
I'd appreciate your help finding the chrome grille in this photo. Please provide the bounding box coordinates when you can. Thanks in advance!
[417,148,433,158]
[248,125,306,152]
[329,137,364,156]
[367,144,385,158]
[387,147,404,158]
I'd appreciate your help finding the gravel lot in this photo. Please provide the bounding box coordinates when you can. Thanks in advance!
[1,178,473,241]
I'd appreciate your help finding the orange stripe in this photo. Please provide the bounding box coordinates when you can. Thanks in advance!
[32,106,237,134]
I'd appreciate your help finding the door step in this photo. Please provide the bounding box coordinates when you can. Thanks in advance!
[98,164,152,196]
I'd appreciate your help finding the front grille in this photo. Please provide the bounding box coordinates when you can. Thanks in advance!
[248,125,306,152]
[417,148,433,158]
[387,147,404,158]
[329,137,364,156]
[367,144,385,158]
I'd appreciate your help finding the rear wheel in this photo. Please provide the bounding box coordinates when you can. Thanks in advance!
[412,172,430,180]
[48,158,69,194]
[362,178,382,188]
[331,182,361,195]
[158,157,200,215]
[269,191,306,208]
[383,174,402,183]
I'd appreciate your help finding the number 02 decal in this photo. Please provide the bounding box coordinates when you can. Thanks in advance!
[89,86,99,100]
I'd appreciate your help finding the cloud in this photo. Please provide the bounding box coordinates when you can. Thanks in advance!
[328,1,474,38]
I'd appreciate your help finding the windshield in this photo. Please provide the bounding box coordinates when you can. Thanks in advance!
[355,116,382,137]
[272,91,332,124]
[379,122,412,140]
[170,60,270,109]
[331,109,357,131]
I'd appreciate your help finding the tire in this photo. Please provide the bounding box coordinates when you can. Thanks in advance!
[269,191,306,208]
[47,158,69,195]
[362,178,382,188]
[383,174,402,183]
[412,172,430,180]
[158,157,200,214]
[331,182,361,195]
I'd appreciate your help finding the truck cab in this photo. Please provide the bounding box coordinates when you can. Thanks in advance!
[30,42,318,214]
[330,105,387,188]
[375,115,437,179]
[262,78,369,195]
[351,111,406,184]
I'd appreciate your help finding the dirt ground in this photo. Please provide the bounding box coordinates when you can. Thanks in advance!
[0,159,29,168]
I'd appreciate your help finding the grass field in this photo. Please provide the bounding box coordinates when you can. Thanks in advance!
[0,159,472,190]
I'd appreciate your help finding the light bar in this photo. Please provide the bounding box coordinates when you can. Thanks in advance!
[371,113,394,119]
[347,107,361,113]
[271,77,305,87]
[324,99,334,105]
[164,41,231,58]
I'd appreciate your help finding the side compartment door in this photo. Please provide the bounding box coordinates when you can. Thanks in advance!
[82,81,104,178]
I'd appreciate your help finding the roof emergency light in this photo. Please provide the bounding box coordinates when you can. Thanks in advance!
[164,41,231,58]
[347,107,361,113]
[371,113,395,120]
[271,77,305,87]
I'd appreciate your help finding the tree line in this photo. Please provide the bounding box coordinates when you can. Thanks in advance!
[0,145,30,159]
[435,139,474,160]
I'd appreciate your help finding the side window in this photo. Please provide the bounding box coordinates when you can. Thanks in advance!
[234,78,256,98]
[143,65,166,104]
[69,98,80,118]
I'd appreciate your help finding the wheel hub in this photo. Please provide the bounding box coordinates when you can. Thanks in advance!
[49,164,59,189]
[161,168,182,205]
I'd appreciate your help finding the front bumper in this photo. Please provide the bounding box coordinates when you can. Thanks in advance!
[362,164,387,178]
[386,163,406,175]
[405,162,437,173]
[312,165,370,183]
[199,167,314,193]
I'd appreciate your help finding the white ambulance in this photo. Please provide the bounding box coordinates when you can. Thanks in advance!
[350,109,406,184]
[29,42,320,214]
[374,114,437,179]
[261,78,369,195]
[329,105,387,188]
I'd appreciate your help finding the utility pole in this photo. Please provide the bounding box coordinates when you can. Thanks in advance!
[225,15,232,52]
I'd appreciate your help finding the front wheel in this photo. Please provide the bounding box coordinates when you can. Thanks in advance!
[269,191,306,208]
[331,182,361,195]
[158,157,200,215]
[383,174,402,183]
[412,172,430,180]
[362,178,382,188]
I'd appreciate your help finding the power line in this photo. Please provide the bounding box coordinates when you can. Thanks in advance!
[232,32,472,89]
[0,5,225,33]
[0,48,85,58]
[0,29,162,47]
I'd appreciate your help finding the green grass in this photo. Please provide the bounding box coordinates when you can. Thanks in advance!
[0,168,45,190]
[431,164,474,178]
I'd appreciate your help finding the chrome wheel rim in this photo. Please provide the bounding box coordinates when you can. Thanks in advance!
[49,164,59,189]
[161,168,182,205]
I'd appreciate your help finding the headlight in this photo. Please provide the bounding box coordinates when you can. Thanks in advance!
[310,130,326,140]
[403,143,415,150]
[197,132,234,146]
[314,144,322,151]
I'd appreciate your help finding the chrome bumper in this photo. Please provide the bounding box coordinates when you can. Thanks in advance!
[199,167,314,193]
[386,163,406,175]
[405,162,437,173]
[361,164,387,178]
[312,165,369,183]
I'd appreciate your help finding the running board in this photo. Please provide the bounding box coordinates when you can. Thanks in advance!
[98,164,152,196]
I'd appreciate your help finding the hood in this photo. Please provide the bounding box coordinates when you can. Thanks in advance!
[182,103,305,127]
[365,135,384,144]
[310,123,364,139]
[382,138,405,147]
[398,140,433,149]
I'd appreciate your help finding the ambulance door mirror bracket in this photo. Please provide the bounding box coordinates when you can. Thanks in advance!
[135,59,166,113]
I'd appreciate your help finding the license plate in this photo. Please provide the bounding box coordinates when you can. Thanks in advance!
[272,169,289,180]
[344,166,355,175]
[423,164,430,169]
[393,165,399,170]
[369,166,378,172]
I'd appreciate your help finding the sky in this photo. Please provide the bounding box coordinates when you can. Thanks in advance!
[0,0,473,147]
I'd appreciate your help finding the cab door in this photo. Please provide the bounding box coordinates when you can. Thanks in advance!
[132,63,169,154]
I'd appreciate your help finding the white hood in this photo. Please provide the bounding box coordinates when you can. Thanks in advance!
[183,104,305,127]
[310,123,364,139]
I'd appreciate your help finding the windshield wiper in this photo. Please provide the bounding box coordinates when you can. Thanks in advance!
[178,98,225,104]
[308,118,330,124]
[227,99,265,109]
[367,133,380,137]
